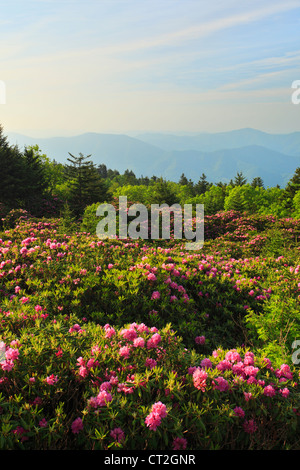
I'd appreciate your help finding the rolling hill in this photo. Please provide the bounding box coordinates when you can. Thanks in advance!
[6,128,300,188]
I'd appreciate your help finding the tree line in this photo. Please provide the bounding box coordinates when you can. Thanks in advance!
[0,124,299,220]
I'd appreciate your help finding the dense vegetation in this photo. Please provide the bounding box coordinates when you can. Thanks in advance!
[1,124,300,222]
[0,125,299,450]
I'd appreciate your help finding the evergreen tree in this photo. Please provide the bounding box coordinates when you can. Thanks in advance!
[234,171,247,186]
[285,167,300,198]
[64,152,107,215]
[179,173,189,185]
[251,176,264,189]
[195,173,210,195]
[21,146,48,213]
[97,164,108,179]
[0,124,24,208]
[283,167,300,209]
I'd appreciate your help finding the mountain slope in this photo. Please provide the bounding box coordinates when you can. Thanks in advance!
[6,130,300,188]
[152,145,299,187]
[136,128,300,157]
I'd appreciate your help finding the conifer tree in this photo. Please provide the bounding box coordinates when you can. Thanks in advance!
[64,152,107,215]
[21,146,48,213]
[234,171,247,186]
[0,124,24,208]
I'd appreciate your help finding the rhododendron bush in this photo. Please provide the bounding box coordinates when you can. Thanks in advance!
[0,212,299,450]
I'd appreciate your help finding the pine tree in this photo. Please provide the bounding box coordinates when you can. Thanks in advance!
[179,173,189,185]
[21,146,48,213]
[283,167,300,209]
[64,152,107,215]
[234,171,247,186]
[251,176,264,189]
[0,124,24,208]
[195,173,210,195]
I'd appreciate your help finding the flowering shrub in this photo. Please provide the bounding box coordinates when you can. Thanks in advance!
[0,213,299,449]
[0,314,299,450]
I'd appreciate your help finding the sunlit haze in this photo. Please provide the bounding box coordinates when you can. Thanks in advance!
[1,0,300,137]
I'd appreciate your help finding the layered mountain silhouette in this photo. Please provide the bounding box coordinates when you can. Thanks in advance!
[7,128,300,188]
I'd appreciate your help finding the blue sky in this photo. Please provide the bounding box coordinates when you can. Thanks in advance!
[1,0,300,136]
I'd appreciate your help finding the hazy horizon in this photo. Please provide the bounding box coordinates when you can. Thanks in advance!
[1,0,300,138]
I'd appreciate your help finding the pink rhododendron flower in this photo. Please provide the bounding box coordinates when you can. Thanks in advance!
[233,406,245,418]
[145,357,157,369]
[200,358,212,369]
[119,345,131,358]
[151,291,160,300]
[45,374,58,385]
[193,368,208,392]
[213,376,229,392]
[195,335,205,345]
[96,390,113,407]
[145,401,167,431]
[133,337,145,348]
[110,427,125,443]
[147,333,161,349]
[263,385,276,397]
[71,417,84,434]
[243,419,258,434]
[279,387,290,398]
[172,437,187,450]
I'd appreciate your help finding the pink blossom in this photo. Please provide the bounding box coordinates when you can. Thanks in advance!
[263,385,276,397]
[145,357,157,369]
[147,333,161,349]
[145,411,162,431]
[279,387,290,398]
[71,417,84,434]
[244,351,255,366]
[200,358,212,369]
[133,337,145,348]
[105,327,116,338]
[79,366,88,378]
[39,418,48,427]
[193,368,208,392]
[119,345,131,358]
[225,349,242,363]
[172,437,187,450]
[195,335,205,345]
[244,392,252,401]
[145,402,168,431]
[151,291,160,300]
[120,328,137,341]
[5,347,19,361]
[233,406,245,418]
[243,419,258,434]
[96,390,113,407]
[110,427,125,443]
[213,376,229,392]
[1,359,14,371]
[275,364,293,380]
[45,374,58,385]
[147,273,157,281]
[152,401,167,418]
[216,359,232,371]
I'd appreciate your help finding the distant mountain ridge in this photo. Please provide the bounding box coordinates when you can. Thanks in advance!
[6,128,300,188]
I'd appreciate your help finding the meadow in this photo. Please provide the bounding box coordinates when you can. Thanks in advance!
[0,209,299,450]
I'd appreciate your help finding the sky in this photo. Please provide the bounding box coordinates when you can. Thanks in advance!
[0,0,300,137]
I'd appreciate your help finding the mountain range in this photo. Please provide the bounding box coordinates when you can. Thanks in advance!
[6,128,300,188]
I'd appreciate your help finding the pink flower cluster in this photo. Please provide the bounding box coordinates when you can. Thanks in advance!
[0,341,19,372]
[145,401,168,431]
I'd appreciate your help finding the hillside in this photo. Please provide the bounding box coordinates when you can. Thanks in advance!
[7,129,300,187]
